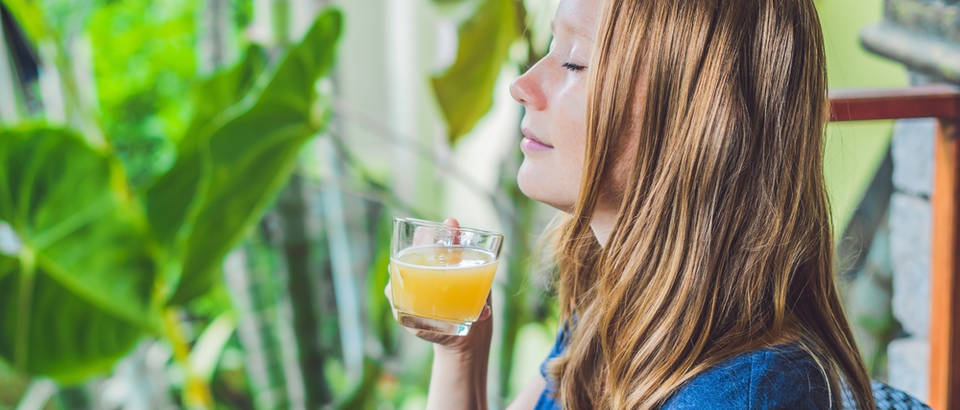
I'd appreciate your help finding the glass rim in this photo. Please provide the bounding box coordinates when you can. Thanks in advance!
[393,217,504,239]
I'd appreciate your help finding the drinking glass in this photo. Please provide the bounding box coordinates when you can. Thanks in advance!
[388,217,504,336]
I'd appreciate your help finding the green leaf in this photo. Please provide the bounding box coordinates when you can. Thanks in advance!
[143,44,269,262]
[0,126,156,383]
[430,0,520,144]
[181,44,269,148]
[0,270,145,384]
[163,8,343,304]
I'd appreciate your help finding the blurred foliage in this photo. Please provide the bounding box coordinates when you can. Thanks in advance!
[86,0,199,187]
[430,0,524,144]
[0,0,555,407]
[0,3,343,404]
[157,27,331,304]
[3,0,254,187]
[1,0,555,404]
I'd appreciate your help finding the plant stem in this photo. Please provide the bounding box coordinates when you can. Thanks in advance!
[163,308,213,410]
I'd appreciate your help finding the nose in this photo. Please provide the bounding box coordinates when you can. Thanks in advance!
[510,69,547,111]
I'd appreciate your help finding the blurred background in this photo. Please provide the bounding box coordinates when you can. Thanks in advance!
[0,0,931,408]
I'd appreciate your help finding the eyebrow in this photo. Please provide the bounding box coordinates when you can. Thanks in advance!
[551,19,592,40]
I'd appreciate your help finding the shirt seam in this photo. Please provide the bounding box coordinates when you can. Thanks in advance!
[748,352,759,410]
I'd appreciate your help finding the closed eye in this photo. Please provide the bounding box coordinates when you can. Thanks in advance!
[562,62,587,72]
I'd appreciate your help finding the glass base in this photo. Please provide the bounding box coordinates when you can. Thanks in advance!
[395,311,472,336]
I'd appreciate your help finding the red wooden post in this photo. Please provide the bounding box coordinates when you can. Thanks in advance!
[829,86,960,410]
[930,117,960,410]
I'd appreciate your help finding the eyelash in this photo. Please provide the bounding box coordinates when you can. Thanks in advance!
[562,62,587,72]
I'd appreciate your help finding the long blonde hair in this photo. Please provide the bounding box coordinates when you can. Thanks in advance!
[544,1,874,408]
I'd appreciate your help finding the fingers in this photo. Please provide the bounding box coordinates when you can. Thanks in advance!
[443,218,461,245]
[412,217,461,246]
[412,226,431,246]
[477,291,493,321]
[409,328,453,344]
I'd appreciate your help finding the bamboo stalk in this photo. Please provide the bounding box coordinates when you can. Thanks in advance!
[0,14,24,123]
[198,0,237,74]
[224,243,303,409]
[274,173,334,407]
[316,138,365,382]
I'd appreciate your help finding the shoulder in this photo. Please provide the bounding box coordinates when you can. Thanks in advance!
[539,324,571,392]
[662,344,831,409]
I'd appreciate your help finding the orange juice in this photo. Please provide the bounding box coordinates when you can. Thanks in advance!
[390,245,498,322]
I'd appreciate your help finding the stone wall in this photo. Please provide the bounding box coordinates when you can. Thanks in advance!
[886,72,938,401]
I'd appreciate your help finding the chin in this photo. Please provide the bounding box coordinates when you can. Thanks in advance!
[517,161,575,213]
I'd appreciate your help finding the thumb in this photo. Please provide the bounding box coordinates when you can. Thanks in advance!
[478,304,492,321]
[477,292,493,321]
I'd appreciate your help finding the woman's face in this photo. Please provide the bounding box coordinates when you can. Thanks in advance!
[510,0,602,212]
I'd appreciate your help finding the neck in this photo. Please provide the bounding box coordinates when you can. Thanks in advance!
[590,208,617,248]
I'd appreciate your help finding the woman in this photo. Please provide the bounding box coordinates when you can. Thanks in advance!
[394,0,875,408]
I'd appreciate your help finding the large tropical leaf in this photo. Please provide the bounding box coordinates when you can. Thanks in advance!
[143,43,269,294]
[0,126,156,383]
[160,9,343,304]
[430,0,520,144]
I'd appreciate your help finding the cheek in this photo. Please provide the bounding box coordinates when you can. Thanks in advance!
[556,83,589,146]
[547,79,588,161]
[516,76,590,212]
[550,84,589,191]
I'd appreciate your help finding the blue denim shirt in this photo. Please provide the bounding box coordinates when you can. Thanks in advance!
[534,326,830,409]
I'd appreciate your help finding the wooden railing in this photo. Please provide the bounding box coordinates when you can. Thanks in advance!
[830,85,960,410]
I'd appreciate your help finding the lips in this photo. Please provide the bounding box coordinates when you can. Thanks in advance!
[521,128,553,148]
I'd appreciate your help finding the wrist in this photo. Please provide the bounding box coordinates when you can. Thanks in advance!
[433,342,490,364]
[429,344,489,410]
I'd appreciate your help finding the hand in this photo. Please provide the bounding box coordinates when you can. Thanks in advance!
[384,217,494,357]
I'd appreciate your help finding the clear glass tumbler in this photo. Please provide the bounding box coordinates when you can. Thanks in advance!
[389,217,504,336]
